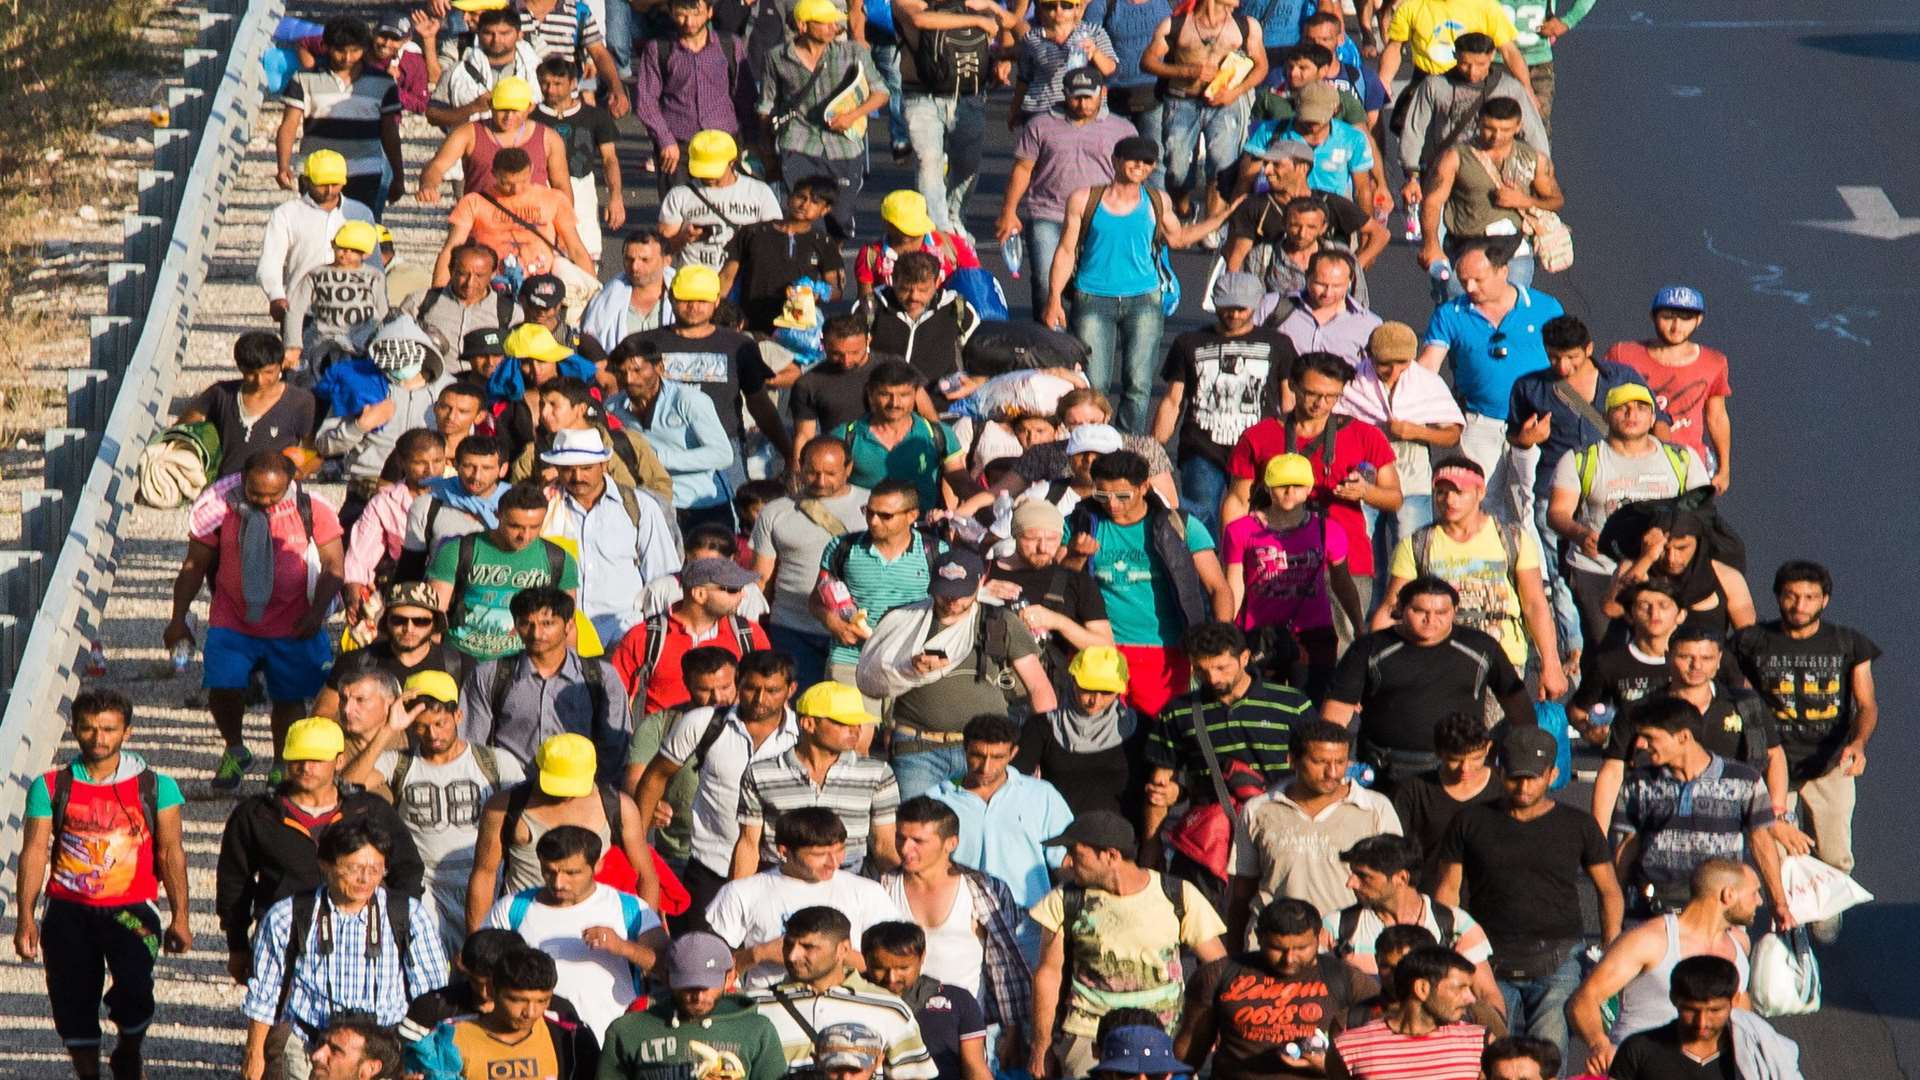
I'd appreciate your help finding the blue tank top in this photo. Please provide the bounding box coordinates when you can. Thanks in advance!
[1075,190,1160,298]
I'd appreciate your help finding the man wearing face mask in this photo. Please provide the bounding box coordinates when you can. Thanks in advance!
[316,315,456,529]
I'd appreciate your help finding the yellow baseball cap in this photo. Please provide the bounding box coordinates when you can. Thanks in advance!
[687,130,739,180]
[1263,452,1315,489]
[793,0,848,23]
[1604,383,1655,411]
[332,220,379,254]
[671,264,722,303]
[1068,646,1129,693]
[503,323,574,363]
[403,670,460,705]
[795,681,878,726]
[283,717,346,763]
[491,76,536,113]
[536,734,598,798]
[880,190,935,237]
[375,225,395,246]
[303,149,348,186]
[452,0,509,10]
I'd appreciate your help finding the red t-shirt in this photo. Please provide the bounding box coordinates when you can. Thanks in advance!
[1604,340,1731,463]
[188,479,344,637]
[1227,417,1396,576]
[610,612,772,715]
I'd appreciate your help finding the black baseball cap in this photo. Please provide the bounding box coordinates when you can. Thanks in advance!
[1044,810,1137,853]
[520,273,565,311]
[929,548,986,600]
[1503,726,1559,779]
[1114,136,1160,164]
[462,327,505,357]
[1063,68,1103,98]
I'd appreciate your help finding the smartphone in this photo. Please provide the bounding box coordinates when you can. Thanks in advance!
[922,649,948,660]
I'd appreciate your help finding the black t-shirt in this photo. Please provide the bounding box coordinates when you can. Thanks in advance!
[1609,1023,1738,1080]
[1229,191,1369,245]
[1188,953,1359,1080]
[1731,620,1881,781]
[1326,627,1525,752]
[190,380,318,478]
[533,103,616,178]
[790,359,878,434]
[634,325,771,439]
[1602,690,1775,770]
[325,639,461,693]
[1572,643,1671,720]
[1438,802,1608,949]
[1016,714,1146,823]
[724,220,844,332]
[902,978,985,1080]
[987,561,1109,676]
[1391,767,1505,895]
[1160,328,1296,469]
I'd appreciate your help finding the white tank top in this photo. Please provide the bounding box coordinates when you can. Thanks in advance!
[1610,913,1751,1043]
[887,874,985,1000]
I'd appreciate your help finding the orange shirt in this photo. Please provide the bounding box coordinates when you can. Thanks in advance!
[451,187,577,276]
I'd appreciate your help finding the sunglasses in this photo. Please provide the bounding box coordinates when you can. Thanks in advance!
[387,614,436,628]
[864,507,913,519]
[1488,331,1510,360]
[1040,2,1076,9]
[1090,491,1137,503]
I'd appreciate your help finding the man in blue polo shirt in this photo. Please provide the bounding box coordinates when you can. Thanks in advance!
[1416,238,1563,531]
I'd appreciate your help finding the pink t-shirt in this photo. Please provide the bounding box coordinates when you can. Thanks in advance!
[1222,511,1349,633]
[1604,340,1731,462]
[189,475,343,637]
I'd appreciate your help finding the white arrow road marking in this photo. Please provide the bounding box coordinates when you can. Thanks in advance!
[1796,186,1920,240]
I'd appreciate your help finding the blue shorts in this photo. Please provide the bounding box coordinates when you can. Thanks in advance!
[202,625,332,701]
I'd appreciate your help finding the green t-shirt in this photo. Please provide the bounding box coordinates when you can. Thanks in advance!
[1080,512,1215,646]
[427,535,581,660]
[840,415,960,511]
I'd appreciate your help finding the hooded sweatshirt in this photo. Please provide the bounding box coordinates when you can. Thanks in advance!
[315,314,456,483]
[597,993,787,1080]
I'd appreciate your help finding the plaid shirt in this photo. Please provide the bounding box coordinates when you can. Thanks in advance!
[242,887,449,1032]
[880,866,1034,1028]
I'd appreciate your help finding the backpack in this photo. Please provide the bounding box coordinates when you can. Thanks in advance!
[1410,520,1524,586]
[1061,872,1188,992]
[631,611,759,705]
[1573,442,1692,502]
[416,285,514,333]
[1333,900,1457,957]
[651,30,741,97]
[1073,183,1180,317]
[446,534,568,633]
[275,888,416,1024]
[827,529,940,584]
[48,767,161,865]
[484,650,612,747]
[388,743,503,797]
[910,0,992,96]
[498,780,624,875]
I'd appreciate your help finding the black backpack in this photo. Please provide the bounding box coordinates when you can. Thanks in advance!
[631,612,759,706]
[911,0,992,96]
[48,767,161,864]
[1332,900,1457,957]
[447,534,568,633]
[482,651,612,748]
[1061,872,1188,989]
[274,888,416,1024]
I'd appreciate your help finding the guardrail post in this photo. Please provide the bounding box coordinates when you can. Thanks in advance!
[124,214,167,276]
[154,129,191,189]
[67,371,112,433]
[197,13,236,57]
[183,47,222,97]
[20,492,68,560]
[168,87,210,156]
[106,263,150,320]
[137,170,176,221]
[44,430,91,502]
[0,553,47,633]
[89,316,135,380]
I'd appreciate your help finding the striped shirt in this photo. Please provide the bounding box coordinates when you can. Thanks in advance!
[818,531,940,666]
[1146,681,1316,793]
[518,0,605,65]
[1329,1018,1486,1080]
[1014,26,1117,114]
[1612,754,1773,909]
[284,68,400,177]
[738,749,901,871]
[241,888,450,1031]
[749,973,940,1079]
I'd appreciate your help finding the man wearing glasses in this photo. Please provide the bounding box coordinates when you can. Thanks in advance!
[340,670,527,952]
[1415,238,1563,534]
[814,479,947,703]
[316,582,463,719]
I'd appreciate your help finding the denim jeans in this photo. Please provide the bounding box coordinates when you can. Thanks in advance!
[767,622,832,691]
[1180,455,1229,540]
[604,0,635,76]
[1024,216,1065,317]
[1532,498,1582,656]
[1160,95,1251,198]
[893,744,967,801]
[870,38,909,152]
[1125,104,1168,191]
[904,92,986,234]
[1497,944,1584,1066]
[1069,288,1164,434]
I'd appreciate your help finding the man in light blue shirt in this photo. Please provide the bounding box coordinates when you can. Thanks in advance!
[609,339,736,533]
[1276,83,1376,205]
[540,428,681,645]
[930,716,1074,961]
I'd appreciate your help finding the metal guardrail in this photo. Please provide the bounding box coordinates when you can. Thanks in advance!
[0,0,285,914]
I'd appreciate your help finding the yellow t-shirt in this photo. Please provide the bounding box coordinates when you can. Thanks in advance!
[1030,873,1230,1038]
[450,1019,561,1080]
[1387,0,1520,73]
[1388,519,1541,666]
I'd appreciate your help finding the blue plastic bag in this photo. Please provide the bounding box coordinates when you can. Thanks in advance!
[1534,700,1574,791]
[262,46,301,95]
[947,267,1009,322]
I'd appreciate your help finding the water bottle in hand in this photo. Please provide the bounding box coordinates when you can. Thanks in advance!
[1001,233,1025,279]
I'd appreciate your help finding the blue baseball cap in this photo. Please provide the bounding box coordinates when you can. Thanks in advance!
[1651,285,1705,314]
[1093,1027,1193,1076]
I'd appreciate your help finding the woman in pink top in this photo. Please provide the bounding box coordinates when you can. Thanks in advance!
[1222,453,1363,698]
[1605,285,1732,492]
[342,429,447,624]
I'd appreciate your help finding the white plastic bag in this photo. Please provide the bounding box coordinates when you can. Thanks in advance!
[1779,854,1872,926]
[1749,929,1821,1018]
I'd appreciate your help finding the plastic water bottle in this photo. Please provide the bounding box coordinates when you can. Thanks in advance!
[1001,233,1025,279]
[85,641,108,678]
[1346,761,1376,788]
[1428,258,1451,284]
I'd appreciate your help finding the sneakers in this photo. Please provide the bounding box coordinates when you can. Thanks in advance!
[212,745,254,791]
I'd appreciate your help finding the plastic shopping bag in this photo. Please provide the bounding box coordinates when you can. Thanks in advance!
[1779,854,1873,926]
[1750,928,1821,1018]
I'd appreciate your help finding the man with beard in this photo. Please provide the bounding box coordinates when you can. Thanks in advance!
[750,438,870,687]
[1177,899,1364,1079]
[317,582,462,718]
[985,500,1114,688]
[1567,859,1761,1076]
[583,231,676,350]
[427,7,542,129]
[1326,947,1485,1080]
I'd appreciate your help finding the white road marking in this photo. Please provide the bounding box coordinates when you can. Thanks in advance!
[1797,187,1920,241]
